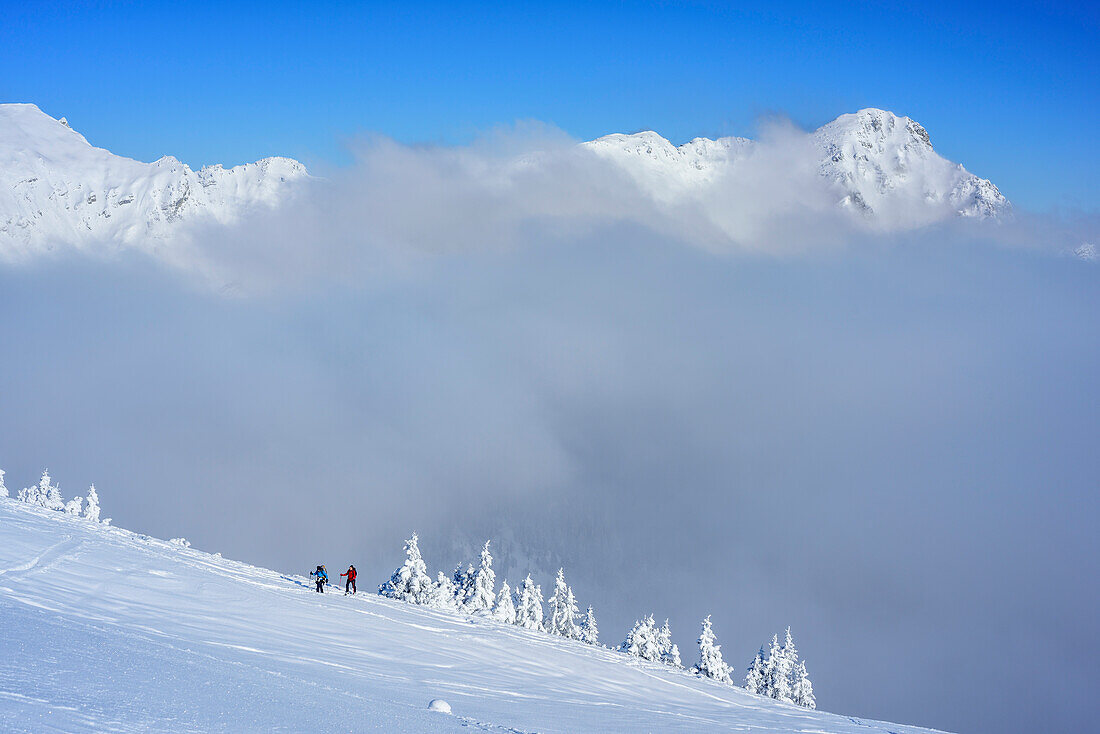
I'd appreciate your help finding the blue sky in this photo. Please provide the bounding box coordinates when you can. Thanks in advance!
[2,1,1097,210]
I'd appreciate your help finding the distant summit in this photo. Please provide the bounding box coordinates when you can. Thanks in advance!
[586,108,1008,223]
[0,104,308,260]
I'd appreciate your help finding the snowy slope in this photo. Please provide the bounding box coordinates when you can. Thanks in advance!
[0,104,307,260]
[0,499,948,734]
[585,108,1008,222]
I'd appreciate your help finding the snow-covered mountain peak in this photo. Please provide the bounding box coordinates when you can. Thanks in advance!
[584,129,754,199]
[817,108,933,151]
[0,103,94,154]
[587,108,1008,223]
[0,103,309,261]
[810,108,1006,220]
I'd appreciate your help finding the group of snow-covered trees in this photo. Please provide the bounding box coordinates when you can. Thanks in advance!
[379,535,600,646]
[744,627,815,709]
[617,613,745,691]
[378,533,813,708]
[621,614,682,667]
[1,468,107,524]
[616,611,814,707]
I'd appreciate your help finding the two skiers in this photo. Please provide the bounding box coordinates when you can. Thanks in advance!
[310,565,329,593]
[340,565,357,595]
[308,564,357,596]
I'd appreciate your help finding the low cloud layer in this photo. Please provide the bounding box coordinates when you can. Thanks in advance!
[137,120,1093,294]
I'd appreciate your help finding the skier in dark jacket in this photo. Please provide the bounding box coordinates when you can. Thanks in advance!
[340,565,357,595]
[310,565,328,593]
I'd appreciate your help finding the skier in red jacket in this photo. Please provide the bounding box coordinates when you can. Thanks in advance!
[340,565,357,595]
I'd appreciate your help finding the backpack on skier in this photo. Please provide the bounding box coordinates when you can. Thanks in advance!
[310,565,329,593]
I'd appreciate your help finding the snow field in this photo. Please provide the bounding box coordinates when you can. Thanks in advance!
[0,499,948,733]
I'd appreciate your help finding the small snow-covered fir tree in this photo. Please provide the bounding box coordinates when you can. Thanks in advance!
[792,660,816,709]
[693,615,733,684]
[579,605,599,645]
[426,572,459,611]
[563,587,582,640]
[547,568,568,634]
[765,629,792,704]
[655,619,682,667]
[547,569,580,639]
[19,470,45,506]
[515,574,544,631]
[379,533,433,604]
[452,563,476,610]
[621,615,662,661]
[656,618,671,653]
[761,633,781,698]
[744,646,767,694]
[64,495,83,516]
[770,627,796,703]
[491,580,517,624]
[467,541,496,613]
[44,474,64,511]
[16,484,33,504]
[0,469,7,498]
[83,484,101,523]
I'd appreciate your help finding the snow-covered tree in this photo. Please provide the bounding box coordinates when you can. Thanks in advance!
[83,484,101,523]
[0,469,7,498]
[744,646,767,694]
[579,606,599,645]
[452,563,476,610]
[563,587,582,640]
[467,541,496,613]
[491,580,516,624]
[656,618,671,653]
[654,619,681,667]
[756,629,797,702]
[16,477,36,505]
[64,495,83,516]
[379,533,433,604]
[761,633,781,698]
[17,470,41,505]
[792,660,816,709]
[547,569,580,639]
[44,475,64,510]
[19,470,63,510]
[692,616,733,684]
[426,572,459,611]
[771,627,797,703]
[546,568,567,633]
[621,615,662,661]
[515,574,544,631]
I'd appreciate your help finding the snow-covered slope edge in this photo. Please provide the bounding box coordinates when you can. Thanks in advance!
[0,498,948,733]
[0,104,307,261]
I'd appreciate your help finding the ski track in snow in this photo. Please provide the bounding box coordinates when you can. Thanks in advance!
[0,499,951,733]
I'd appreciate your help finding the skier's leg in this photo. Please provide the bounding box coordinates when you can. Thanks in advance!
[352,579,356,594]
